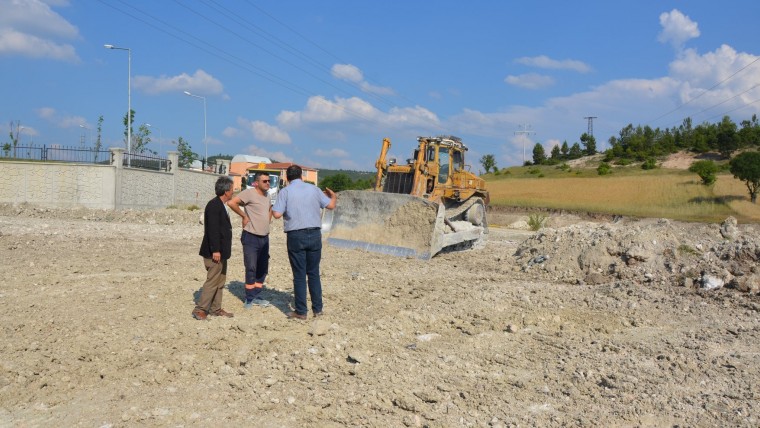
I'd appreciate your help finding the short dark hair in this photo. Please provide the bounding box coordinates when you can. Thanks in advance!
[215,176,233,196]
[253,171,270,183]
[286,165,302,182]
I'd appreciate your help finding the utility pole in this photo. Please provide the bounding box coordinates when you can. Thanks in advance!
[514,124,536,164]
[584,116,597,137]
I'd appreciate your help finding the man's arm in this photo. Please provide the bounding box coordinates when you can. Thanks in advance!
[227,195,249,228]
[324,188,337,210]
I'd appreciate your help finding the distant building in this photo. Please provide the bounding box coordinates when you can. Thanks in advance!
[229,155,319,193]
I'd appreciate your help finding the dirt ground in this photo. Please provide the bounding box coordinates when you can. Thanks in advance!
[1,203,759,427]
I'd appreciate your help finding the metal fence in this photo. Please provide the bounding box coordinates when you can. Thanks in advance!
[124,152,171,171]
[0,144,170,171]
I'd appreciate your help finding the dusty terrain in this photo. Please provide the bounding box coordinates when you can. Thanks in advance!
[1,203,759,427]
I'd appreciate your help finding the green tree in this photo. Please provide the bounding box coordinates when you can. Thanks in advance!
[94,115,104,162]
[550,144,561,160]
[320,173,354,192]
[688,160,718,185]
[729,151,760,203]
[580,133,596,155]
[560,141,569,158]
[532,143,546,165]
[8,120,20,157]
[568,142,583,159]
[716,116,739,158]
[175,136,197,168]
[480,154,497,173]
[122,110,154,154]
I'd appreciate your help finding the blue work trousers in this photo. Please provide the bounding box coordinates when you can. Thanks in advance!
[241,231,269,300]
[286,228,323,316]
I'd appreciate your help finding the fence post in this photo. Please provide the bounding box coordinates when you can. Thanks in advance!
[111,147,125,169]
[218,158,231,175]
[167,151,179,173]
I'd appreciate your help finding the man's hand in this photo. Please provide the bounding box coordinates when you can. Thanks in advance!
[212,251,221,263]
[242,215,250,228]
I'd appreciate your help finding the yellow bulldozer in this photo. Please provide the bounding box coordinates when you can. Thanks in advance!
[321,135,489,259]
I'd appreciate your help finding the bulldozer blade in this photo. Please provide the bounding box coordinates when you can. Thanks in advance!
[322,190,446,260]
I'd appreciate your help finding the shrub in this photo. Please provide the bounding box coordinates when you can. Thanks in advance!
[527,213,547,231]
[641,158,657,170]
[187,205,200,211]
[688,160,718,185]
[597,162,612,175]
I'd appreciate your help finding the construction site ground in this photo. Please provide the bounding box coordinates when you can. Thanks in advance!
[1,203,758,427]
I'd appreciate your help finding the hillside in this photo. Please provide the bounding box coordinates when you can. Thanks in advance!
[318,168,374,181]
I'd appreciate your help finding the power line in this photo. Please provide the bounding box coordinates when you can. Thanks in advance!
[584,116,597,137]
[649,57,760,125]
[514,124,535,164]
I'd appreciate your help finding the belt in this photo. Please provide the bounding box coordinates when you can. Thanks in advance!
[286,227,320,233]
[243,230,269,238]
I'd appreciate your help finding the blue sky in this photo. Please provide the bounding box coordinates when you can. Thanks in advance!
[3,1,760,171]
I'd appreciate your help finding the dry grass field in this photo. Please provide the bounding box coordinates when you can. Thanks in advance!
[486,167,760,223]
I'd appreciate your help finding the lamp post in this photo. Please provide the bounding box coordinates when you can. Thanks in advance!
[104,44,131,166]
[183,91,207,167]
[79,124,90,147]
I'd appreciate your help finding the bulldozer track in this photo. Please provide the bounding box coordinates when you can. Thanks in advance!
[444,196,483,221]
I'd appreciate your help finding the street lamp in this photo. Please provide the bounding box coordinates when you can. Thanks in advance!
[104,43,131,166]
[145,123,162,157]
[183,90,207,166]
[79,124,90,147]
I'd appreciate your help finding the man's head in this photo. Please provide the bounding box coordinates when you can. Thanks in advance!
[286,165,302,182]
[215,176,233,197]
[253,172,270,192]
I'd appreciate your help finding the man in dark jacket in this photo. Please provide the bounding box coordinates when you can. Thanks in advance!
[193,176,235,320]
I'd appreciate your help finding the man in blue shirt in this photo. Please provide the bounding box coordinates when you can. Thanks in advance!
[272,165,337,320]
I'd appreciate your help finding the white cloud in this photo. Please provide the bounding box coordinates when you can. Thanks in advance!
[658,9,700,49]
[277,95,439,132]
[515,55,592,73]
[244,144,293,163]
[331,63,363,82]
[133,69,224,95]
[505,73,555,89]
[236,118,291,145]
[331,63,395,95]
[35,106,85,128]
[37,107,56,119]
[315,148,349,158]
[0,0,79,61]
[222,126,242,138]
[0,28,77,62]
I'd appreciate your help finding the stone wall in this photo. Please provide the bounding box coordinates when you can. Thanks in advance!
[0,160,116,209]
[0,149,230,210]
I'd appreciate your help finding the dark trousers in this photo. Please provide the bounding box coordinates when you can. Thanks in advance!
[286,228,323,316]
[241,231,269,301]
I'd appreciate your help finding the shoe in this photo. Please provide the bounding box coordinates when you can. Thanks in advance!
[287,312,307,320]
[244,298,270,309]
[210,309,234,318]
[313,311,324,318]
[192,309,208,321]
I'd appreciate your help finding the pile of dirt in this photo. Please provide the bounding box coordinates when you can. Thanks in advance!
[513,216,760,292]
